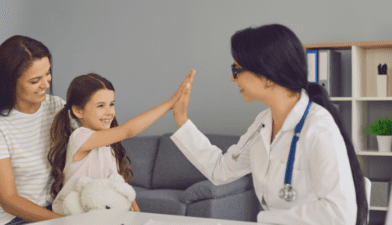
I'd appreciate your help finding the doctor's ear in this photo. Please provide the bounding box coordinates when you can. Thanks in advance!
[262,76,275,89]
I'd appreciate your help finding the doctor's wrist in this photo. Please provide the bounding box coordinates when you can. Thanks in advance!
[175,117,188,128]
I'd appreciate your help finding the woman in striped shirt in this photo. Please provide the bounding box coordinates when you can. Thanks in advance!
[0,35,76,225]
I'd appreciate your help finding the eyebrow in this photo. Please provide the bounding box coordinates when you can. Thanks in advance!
[28,68,51,81]
[96,100,115,105]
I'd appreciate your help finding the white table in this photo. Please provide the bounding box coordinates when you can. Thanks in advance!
[31,210,261,225]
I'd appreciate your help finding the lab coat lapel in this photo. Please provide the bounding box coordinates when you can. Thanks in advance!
[250,109,272,205]
[280,89,310,132]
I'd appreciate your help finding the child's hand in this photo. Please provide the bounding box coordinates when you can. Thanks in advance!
[130,200,140,212]
[167,69,196,110]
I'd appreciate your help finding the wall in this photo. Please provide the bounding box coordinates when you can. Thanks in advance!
[4,0,392,136]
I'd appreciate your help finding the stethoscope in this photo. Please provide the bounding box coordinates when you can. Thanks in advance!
[232,100,312,202]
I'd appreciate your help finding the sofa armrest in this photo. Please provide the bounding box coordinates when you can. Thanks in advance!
[179,174,253,204]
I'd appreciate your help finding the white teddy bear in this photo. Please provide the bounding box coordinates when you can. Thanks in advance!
[63,173,136,216]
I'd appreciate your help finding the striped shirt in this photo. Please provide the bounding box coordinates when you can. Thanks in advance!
[0,95,78,225]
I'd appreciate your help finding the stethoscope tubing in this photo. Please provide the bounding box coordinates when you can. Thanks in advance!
[284,100,312,185]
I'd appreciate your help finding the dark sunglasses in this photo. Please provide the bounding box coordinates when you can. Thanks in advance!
[231,64,249,79]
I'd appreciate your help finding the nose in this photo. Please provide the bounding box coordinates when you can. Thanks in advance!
[231,74,236,82]
[106,105,115,115]
[41,77,51,89]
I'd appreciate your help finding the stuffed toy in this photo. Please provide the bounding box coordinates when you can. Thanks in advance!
[63,173,136,216]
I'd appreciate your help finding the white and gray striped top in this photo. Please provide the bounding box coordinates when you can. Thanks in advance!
[0,95,78,225]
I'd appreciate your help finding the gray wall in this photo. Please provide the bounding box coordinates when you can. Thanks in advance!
[4,0,392,136]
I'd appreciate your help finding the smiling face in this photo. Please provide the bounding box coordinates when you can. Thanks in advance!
[231,59,273,102]
[73,89,115,131]
[14,57,52,113]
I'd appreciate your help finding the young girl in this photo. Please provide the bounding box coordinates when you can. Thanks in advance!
[48,70,195,215]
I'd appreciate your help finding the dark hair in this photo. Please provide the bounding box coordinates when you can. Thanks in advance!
[47,73,133,199]
[0,35,54,116]
[231,24,367,225]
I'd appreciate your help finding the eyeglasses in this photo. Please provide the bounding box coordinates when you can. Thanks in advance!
[231,64,249,79]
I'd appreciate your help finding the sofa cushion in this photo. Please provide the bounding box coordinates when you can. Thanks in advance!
[122,135,160,189]
[134,189,186,215]
[152,133,240,190]
[179,174,253,204]
[186,189,260,222]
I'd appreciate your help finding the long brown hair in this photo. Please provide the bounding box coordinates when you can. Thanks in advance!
[231,24,367,224]
[0,35,54,116]
[47,73,133,199]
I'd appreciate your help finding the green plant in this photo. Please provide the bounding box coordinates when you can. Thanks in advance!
[364,116,392,135]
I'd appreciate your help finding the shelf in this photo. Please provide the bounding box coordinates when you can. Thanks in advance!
[303,40,392,224]
[330,97,352,101]
[356,150,392,156]
[369,206,388,211]
[303,40,392,50]
[355,97,392,101]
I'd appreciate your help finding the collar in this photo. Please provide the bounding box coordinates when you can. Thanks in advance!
[279,88,310,132]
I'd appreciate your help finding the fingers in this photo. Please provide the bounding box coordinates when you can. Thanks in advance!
[180,69,195,88]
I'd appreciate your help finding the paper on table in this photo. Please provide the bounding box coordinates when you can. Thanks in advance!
[142,219,222,225]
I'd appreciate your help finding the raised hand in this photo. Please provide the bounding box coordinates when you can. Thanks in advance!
[167,69,196,110]
[173,69,195,128]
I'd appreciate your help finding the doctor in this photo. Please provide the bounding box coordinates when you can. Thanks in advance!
[171,24,367,225]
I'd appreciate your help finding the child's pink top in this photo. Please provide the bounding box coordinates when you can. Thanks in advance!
[52,126,120,215]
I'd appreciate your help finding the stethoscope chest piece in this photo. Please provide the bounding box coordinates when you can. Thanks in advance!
[279,184,296,202]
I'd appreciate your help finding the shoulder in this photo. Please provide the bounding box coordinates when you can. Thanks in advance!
[42,94,66,114]
[302,102,345,150]
[70,127,95,138]
[305,102,336,130]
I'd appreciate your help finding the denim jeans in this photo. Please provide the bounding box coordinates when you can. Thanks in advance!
[5,204,52,225]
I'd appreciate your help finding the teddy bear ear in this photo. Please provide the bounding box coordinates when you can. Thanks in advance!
[76,177,92,193]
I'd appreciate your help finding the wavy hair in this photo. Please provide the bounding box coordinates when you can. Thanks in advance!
[231,24,367,225]
[0,35,54,116]
[47,73,133,199]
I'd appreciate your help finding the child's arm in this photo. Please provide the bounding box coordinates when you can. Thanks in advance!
[77,69,195,154]
[130,200,140,212]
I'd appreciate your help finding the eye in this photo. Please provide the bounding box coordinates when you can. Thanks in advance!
[31,80,39,84]
[98,105,103,108]
[110,103,115,106]
[106,205,110,209]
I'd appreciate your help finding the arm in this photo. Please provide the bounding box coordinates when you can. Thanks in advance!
[171,71,261,185]
[171,115,261,186]
[77,100,172,153]
[0,158,64,222]
[77,69,195,155]
[130,200,140,212]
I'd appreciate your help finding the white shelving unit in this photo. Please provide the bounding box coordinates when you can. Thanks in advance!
[304,41,392,225]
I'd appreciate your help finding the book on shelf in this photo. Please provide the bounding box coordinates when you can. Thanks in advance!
[306,50,318,84]
[318,49,341,97]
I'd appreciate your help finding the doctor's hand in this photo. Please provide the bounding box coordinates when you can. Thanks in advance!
[167,69,195,110]
[173,69,195,128]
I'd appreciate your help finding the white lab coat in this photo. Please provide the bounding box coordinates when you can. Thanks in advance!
[170,89,357,225]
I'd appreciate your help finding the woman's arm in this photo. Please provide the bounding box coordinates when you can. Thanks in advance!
[76,69,195,155]
[171,70,257,185]
[0,158,64,222]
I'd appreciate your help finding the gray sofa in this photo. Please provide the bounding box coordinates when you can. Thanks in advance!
[122,133,261,222]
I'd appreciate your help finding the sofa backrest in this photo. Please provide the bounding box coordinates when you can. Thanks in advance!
[151,133,240,190]
[122,135,160,189]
